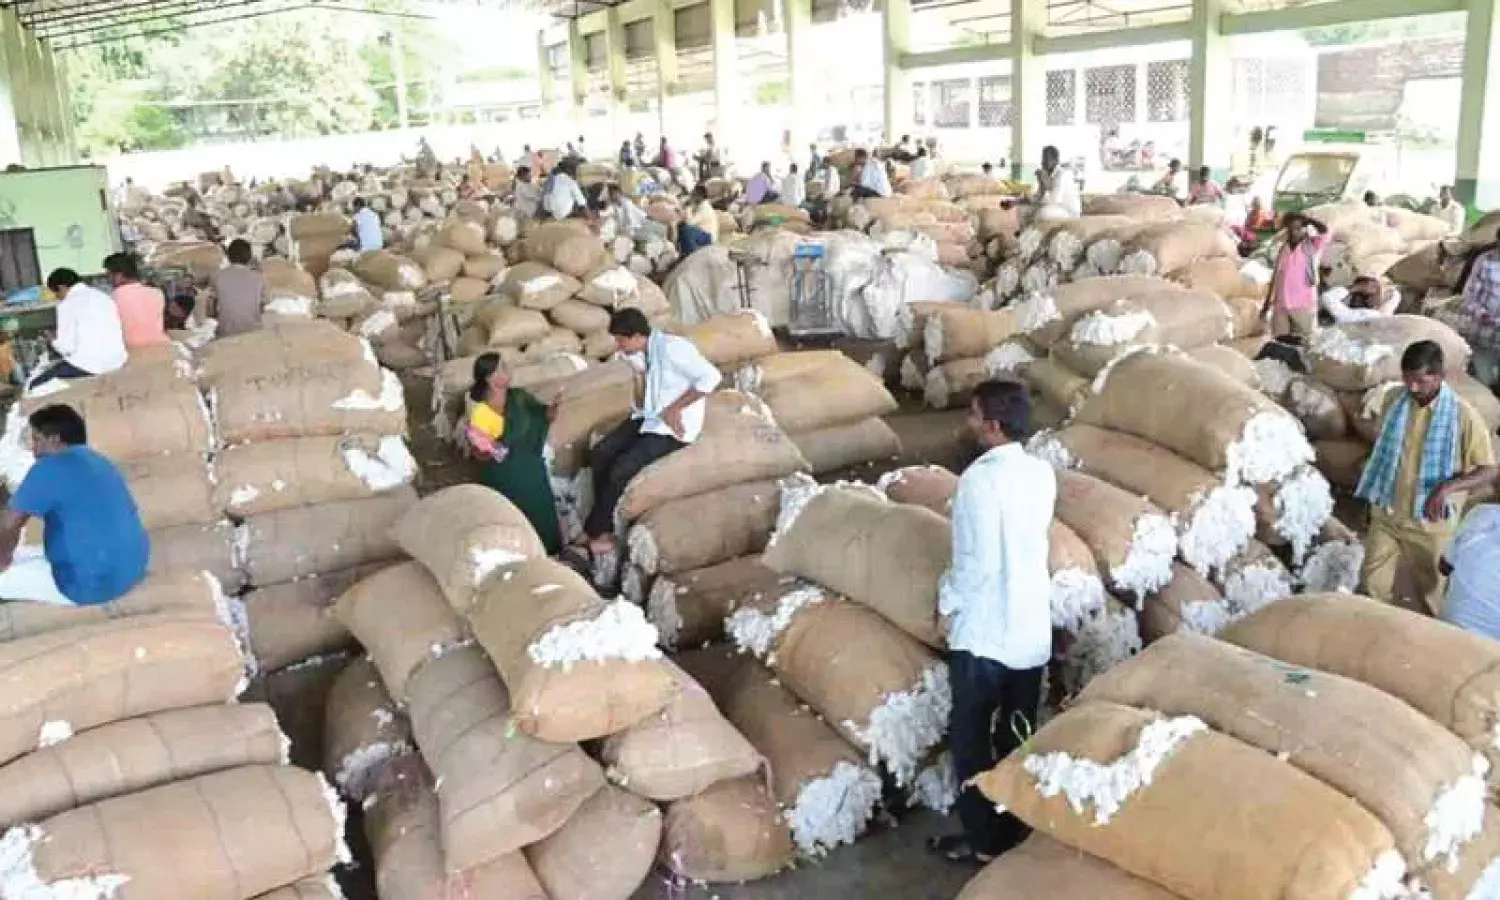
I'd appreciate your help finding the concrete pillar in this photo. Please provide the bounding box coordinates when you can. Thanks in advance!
[785,0,813,154]
[1457,0,1500,212]
[710,0,738,150]
[41,44,62,165]
[0,9,21,167]
[1010,0,1043,179]
[1188,0,1231,178]
[55,48,74,162]
[538,32,556,107]
[568,19,588,130]
[883,0,911,143]
[605,7,629,136]
[654,0,678,136]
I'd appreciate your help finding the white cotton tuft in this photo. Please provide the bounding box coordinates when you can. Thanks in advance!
[1178,484,1259,578]
[1310,326,1396,367]
[1220,561,1294,619]
[341,435,416,492]
[789,761,884,857]
[1240,259,1273,285]
[265,296,313,317]
[36,721,72,749]
[0,404,35,489]
[358,309,398,340]
[1061,605,1142,695]
[770,472,822,549]
[733,361,765,395]
[1070,309,1156,347]
[1049,230,1085,268]
[1086,237,1126,273]
[316,771,354,865]
[846,663,951,787]
[1025,431,1075,470]
[1465,859,1500,899]
[645,577,685,650]
[1350,849,1409,900]
[1021,262,1059,296]
[923,367,952,409]
[1422,758,1489,868]
[923,316,947,364]
[1023,714,1206,825]
[470,547,525,587]
[1015,291,1061,333]
[1017,227,1045,261]
[1273,467,1335,563]
[625,524,660,576]
[994,261,1021,299]
[1048,569,1107,634]
[620,564,648,606]
[900,354,925,392]
[1299,538,1364,593]
[332,368,405,413]
[1117,249,1158,276]
[1224,410,1314,486]
[1072,261,1103,280]
[0,824,130,899]
[1177,596,1235,636]
[1254,358,1296,399]
[1111,513,1179,600]
[908,753,958,815]
[526,599,663,668]
[985,342,1035,377]
[725,585,825,660]
[335,741,412,802]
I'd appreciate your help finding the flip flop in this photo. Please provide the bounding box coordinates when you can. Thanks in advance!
[927,834,994,864]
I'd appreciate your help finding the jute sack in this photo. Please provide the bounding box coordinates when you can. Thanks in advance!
[674,311,778,366]
[764,484,949,649]
[647,557,794,651]
[974,701,1399,900]
[0,570,222,644]
[391,484,547,613]
[734,349,846,394]
[1052,468,1177,598]
[1339,384,1389,444]
[627,479,779,576]
[289,211,349,241]
[363,754,549,900]
[1046,215,1139,264]
[150,241,225,282]
[241,651,351,771]
[240,487,414,587]
[263,258,318,301]
[1314,438,1370,491]
[215,434,416,518]
[549,298,610,334]
[484,305,552,348]
[879,464,957,515]
[115,452,215,531]
[520,326,584,360]
[404,645,604,867]
[23,377,210,463]
[448,275,488,306]
[1139,563,1226,641]
[1076,350,1309,484]
[323,655,412,803]
[0,616,243,766]
[1083,192,1184,221]
[147,521,243,591]
[243,564,378,673]
[1167,256,1264,301]
[547,362,638,475]
[254,876,343,899]
[523,783,662,900]
[549,234,612,280]
[1,765,344,899]
[957,834,1185,899]
[737,593,947,785]
[1221,594,1500,771]
[791,417,902,475]
[678,646,883,857]
[196,320,367,382]
[1385,245,1455,293]
[924,306,1019,364]
[463,251,506,281]
[659,775,795,881]
[1017,276,1171,348]
[211,359,407,445]
[1082,632,1488,872]
[436,218,487,256]
[0,702,284,831]
[355,250,428,292]
[1119,219,1239,275]
[1185,344,1259,387]
[316,269,374,320]
[467,557,676,742]
[333,562,464,703]
[924,358,991,410]
[629,272,671,316]
[617,392,809,523]
[758,355,897,433]
[1023,355,1091,415]
[1308,315,1471,391]
[523,219,593,264]
[1421,806,1500,900]
[578,267,640,308]
[503,261,581,311]
[598,661,762,801]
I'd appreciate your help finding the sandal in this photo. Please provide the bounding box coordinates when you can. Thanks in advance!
[927,834,994,864]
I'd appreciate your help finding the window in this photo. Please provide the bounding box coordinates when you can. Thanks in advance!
[1085,64,1135,125]
[978,76,1011,127]
[675,3,712,49]
[1146,59,1189,123]
[1046,69,1075,126]
[584,33,607,72]
[913,82,927,127]
[934,78,972,129]
[624,20,655,60]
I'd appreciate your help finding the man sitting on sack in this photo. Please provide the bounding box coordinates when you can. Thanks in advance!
[575,308,720,589]
[1356,340,1497,614]
[0,405,149,606]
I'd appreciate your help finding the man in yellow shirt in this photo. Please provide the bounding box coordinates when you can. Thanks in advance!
[1356,340,1497,614]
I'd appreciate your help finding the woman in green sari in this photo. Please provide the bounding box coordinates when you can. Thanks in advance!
[465,352,563,554]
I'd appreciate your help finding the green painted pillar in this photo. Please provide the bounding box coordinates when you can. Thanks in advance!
[710,0,738,150]
[1188,0,1231,178]
[0,8,21,167]
[786,0,813,154]
[56,48,74,159]
[568,19,588,129]
[1457,0,1500,211]
[605,6,629,133]
[883,0,911,143]
[654,0,677,137]
[40,44,61,166]
[1010,0,1044,180]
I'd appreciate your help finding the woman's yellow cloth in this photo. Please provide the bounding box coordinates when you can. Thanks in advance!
[468,401,506,440]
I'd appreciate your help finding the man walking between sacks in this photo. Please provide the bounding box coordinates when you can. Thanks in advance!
[930,379,1055,864]
[1356,340,1496,614]
[1264,212,1329,340]
[578,308,720,589]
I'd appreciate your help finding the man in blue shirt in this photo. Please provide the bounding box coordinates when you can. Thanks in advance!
[0,404,149,606]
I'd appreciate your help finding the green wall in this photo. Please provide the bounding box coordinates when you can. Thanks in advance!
[0,7,76,170]
[0,166,119,277]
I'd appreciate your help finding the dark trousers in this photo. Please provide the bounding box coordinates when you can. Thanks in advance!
[950,650,1045,856]
[583,417,685,538]
[29,359,92,390]
[850,185,882,200]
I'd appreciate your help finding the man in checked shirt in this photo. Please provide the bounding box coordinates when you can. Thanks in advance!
[1459,232,1500,389]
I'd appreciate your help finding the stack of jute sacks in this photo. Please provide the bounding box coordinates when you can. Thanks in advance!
[957,596,1500,900]
[1297,199,1455,287]
[0,572,349,898]
[324,485,798,895]
[896,303,1023,411]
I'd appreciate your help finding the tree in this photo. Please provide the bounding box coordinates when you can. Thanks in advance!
[358,0,457,129]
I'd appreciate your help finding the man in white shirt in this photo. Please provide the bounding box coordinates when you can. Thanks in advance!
[544,162,589,220]
[780,163,807,208]
[351,199,383,252]
[822,163,841,200]
[580,308,722,587]
[910,147,934,181]
[512,166,542,219]
[1320,275,1399,324]
[33,269,128,389]
[1437,185,1467,235]
[609,185,648,239]
[1442,504,1500,640]
[930,379,1056,865]
[852,148,891,199]
[1035,145,1081,220]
